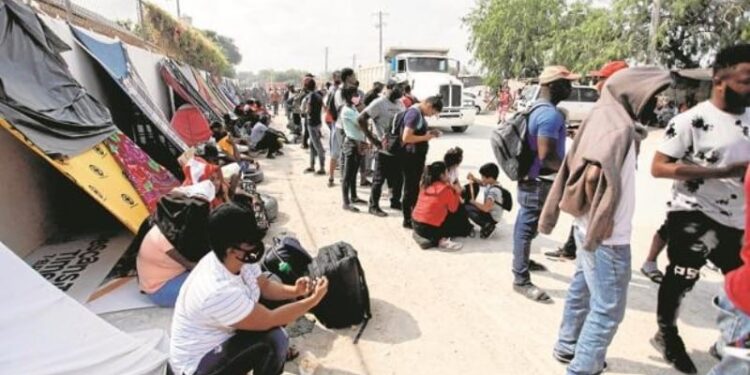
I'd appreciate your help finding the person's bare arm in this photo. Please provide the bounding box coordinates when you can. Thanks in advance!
[258,275,310,301]
[473,197,494,213]
[165,249,196,270]
[357,112,381,147]
[651,152,747,180]
[537,136,562,172]
[232,278,328,331]
[402,127,434,144]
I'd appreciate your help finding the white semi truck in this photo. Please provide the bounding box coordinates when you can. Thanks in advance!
[357,47,475,133]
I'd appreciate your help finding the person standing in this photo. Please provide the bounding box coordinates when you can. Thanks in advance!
[401,84,417,108]
[339,87,367,212]
[303,78,326,175]
[270,88,281,116]
[649,44,750,374]
[541,67,671,375]
[327,69,357,188]
[545,60,629,262]
[497,86,513,123]
[400,96,444,228]
[512,66,578,303]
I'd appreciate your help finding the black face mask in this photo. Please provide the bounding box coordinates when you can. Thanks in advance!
[725,85,750,109]
[234,243,265,264]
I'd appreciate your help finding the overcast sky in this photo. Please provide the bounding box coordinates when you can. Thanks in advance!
[85,0,477,73]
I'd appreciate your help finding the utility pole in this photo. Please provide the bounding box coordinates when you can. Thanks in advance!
[374,11,388,61]
[325,47,329,75]
[137,0,144,27]
[648,0,661,64]
[176,0,182,18]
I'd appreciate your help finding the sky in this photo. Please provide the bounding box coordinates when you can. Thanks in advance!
[81,0,478,74]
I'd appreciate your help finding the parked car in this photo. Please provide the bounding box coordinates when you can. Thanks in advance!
[463,92,488,114]
[514,84,599,125]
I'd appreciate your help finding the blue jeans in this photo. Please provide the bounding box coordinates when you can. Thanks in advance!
[512,179,551,285]
[554,227,631,375]
[708,291,750,375]
[147,272,189,308]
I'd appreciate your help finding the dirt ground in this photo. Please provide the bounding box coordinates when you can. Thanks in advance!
[104,113,727,375]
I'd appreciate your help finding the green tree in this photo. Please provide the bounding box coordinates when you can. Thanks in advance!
[203,30,243,66]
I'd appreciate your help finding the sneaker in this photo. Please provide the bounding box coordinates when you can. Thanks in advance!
[479,224,496,239]
[390,201,403,210]
[438,238,463,251]
[545,248,576,261]
[369,207,388,217]
[709,343,722,361]
[303,167,315,174]
[315,169,326,176]
[529,259,547,272]
[552,351,609,372]
[327,179,334,188]
[266,154,276,159]
[342,204,360,213]
[275,150,284,156]
[651,331,697,374]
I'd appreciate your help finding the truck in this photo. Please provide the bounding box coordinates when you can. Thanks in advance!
[357,47,475,133]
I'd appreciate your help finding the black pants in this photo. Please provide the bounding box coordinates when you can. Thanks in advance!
[464,203,496,228]
[341,139,362,205]
[413,207,473,245]
[401,152,426,225]
[369,152,403,209]
[656,211,743,335]
[301,116,309,147]
[290,114,302,136]
[256,133,281,156]
[193,327,287,375]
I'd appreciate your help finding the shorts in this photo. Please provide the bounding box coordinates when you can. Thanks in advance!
[329,127,344,159]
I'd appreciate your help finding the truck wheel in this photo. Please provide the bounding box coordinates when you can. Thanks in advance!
[451,126,468,133]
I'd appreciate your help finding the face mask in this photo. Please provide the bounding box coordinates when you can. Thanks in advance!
[234,243,264,264]
[352,96,361,105]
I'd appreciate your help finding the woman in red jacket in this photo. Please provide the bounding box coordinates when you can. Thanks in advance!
[412,161,473,251]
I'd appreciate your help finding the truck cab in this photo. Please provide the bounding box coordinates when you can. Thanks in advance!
[385,48,475,133]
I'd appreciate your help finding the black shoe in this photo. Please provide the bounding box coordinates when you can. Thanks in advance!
[351,198,367,205]
[360,179,372,187]
[513,283,551,303]
[402,220,413,229]
[275,150,284,156]
[552,351,608,373]
[369,207,388,217]
[479,224,496,239]
[528,259,547,272]
[412,231,433,249]
[301,144,309,149]
[390,201,402,210]
[303,167,315,174]
[315,169,326,176]
[266,154,276,159]
[651,331,697,374]
[545,248,576,261]
[327,179,334,188]
[343,204,360,213]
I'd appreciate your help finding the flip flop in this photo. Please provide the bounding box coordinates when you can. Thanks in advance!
[640,267,664,284]
[514,283,551,303]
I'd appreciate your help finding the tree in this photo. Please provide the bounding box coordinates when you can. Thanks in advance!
[203,30,243,66]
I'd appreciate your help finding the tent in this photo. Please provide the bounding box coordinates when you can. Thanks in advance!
[160,58,221,124]
[0,241,168,374]
[69,25,187,176]
[190,66,229,116]
[171,104,212,146]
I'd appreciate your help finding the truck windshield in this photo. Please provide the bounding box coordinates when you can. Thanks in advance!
[408,57,449,73]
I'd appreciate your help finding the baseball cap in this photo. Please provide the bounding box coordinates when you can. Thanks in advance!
[539,65,581,85]
[591,60,629,78]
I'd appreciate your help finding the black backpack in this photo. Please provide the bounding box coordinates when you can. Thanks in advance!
[307,242,371,343]
[261,235,313,285]
[491,103,549,181]
[325,87,339,122]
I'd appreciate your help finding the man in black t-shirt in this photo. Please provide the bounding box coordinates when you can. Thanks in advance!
[303,78,326,174]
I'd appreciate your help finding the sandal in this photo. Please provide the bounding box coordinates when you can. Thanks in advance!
[513,283,551,303]
[286,346,300,362]
[640,266,664,284]
[528,259,547,272]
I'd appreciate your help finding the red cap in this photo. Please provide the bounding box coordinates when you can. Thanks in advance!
[592,61,629,78]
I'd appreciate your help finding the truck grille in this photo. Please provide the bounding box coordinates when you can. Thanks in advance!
[439,85,462,108]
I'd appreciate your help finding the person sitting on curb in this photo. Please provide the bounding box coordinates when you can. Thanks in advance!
[411,161,473,251]
[169,203,329,375]
[464,163,508,239]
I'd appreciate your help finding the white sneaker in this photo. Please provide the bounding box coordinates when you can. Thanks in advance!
[438,238,463,251]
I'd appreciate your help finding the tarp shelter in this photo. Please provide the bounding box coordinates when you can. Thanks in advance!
[160,58,221,124]
[191,66,229,116]
[171,104,212,146]
[0,242,168,374]
[0,0,116,157]
[70,25,187,176]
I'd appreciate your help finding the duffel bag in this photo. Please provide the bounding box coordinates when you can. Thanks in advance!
[262,235,313,285]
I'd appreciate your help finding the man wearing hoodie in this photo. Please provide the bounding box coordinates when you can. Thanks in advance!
[540,67,671,375]
[650,44,750,374]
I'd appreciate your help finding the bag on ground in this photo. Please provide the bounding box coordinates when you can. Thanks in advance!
[307,242,371,340]
[262,235,313,285]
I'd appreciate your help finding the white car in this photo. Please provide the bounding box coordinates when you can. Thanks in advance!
[463,92,488,114]
[515,84,599,125]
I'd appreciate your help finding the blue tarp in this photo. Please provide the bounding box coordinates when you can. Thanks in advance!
[70,26,128,80]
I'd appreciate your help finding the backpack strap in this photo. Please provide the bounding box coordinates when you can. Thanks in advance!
[352,257,371,345]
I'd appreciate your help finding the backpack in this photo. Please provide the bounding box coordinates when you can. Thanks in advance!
[262,235,313,285]
[232,190,270,234]
[383,107,422,155]
[491,103,549,181]
[307,242,371,343]
[325,87,339,122]
[461,183,513,212]
[154,192,211,262]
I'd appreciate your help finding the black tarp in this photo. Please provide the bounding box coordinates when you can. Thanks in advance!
[0,0,116,157]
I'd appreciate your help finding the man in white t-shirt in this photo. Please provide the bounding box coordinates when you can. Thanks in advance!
[540,67,671,375]
[169,204,328,375]
[649,45,750,374]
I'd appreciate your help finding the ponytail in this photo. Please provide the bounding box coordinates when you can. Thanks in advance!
[420,161,447,189]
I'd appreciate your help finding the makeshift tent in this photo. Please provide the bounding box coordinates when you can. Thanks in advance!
[171,104,212,146]
[159,58,221,124]
[0,242,168,375]
[0,0,116,157]
[70,26,187,176]
[206,73,237,112]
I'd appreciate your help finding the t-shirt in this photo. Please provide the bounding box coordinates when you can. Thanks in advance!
[725,166,750,315]
[658,101,749,229]
[403,106,428,155]
[136,225,185,294]
[412,182,460,227]
[217,136,234,157]
[249,122,268,148]
[334,89,345,129]
[364,97,405,139]
[527,100,566,180]
[170,252,262,375]
[340,106,365,141]
[485,185,505,223]
[575,142,637,246]
[308,91,323,127]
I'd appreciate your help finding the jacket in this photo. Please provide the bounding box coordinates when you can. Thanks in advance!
[412,182,460,227]
[539,67,671,250]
